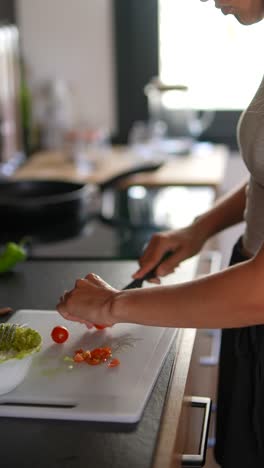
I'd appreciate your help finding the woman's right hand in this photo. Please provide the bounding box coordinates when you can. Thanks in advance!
[132,223,207,283]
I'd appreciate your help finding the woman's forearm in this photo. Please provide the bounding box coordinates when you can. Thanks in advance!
[193,180,247,242]
[113,257,262,329]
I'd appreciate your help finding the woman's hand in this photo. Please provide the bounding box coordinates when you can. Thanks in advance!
[56,273,120,326]
[133,223,206,283]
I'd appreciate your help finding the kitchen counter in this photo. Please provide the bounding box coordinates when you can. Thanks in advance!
[0,259,198,468]
[13,143,228,189]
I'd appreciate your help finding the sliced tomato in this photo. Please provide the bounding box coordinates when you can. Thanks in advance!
[82,350,91,360]
[85,356,101,366]
[91,347,112,361]
[51,326,69,344]
[107,358,120,368]
[90,348,104,360]
[70,346,115,367]
[74,352,85,363]
[94,324,108,330]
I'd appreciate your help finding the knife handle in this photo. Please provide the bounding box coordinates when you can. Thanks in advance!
[123,251,173,290]
[142,250,173,281]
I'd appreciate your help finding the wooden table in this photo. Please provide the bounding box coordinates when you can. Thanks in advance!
[13,143,228,190]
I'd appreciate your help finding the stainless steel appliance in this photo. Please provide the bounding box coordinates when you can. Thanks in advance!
[0,25,24,176]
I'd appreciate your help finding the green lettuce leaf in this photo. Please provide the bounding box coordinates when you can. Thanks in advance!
[0,324,42,362]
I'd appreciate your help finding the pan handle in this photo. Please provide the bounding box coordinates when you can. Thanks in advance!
[98,161,164,191]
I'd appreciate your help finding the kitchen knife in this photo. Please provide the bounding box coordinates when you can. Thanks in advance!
[123,251,173,290]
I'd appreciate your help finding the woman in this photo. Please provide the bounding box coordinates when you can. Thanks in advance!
[57,1,264,466]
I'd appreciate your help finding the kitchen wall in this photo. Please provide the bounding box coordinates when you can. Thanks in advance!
[16,0,116,132]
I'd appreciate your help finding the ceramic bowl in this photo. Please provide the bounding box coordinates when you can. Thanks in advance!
[0,324,42,396]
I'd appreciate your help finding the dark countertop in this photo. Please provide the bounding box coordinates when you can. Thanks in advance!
[0,260,176,468]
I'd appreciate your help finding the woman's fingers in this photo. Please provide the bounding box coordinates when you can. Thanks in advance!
[155,251,183,277]
[133,247,168,278]
[134,249,179,280]
[84,273,116,291]
[133,233,180,279]
[148,277,161,284]
[57,307,94,329]
[56,273,117,326]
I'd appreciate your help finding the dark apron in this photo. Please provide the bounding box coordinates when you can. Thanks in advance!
[214,237,264,467]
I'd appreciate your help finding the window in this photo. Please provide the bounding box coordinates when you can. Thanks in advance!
[159,0,264,110]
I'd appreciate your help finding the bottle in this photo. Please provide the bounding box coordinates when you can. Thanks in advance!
[19,57,40,156]
[42,79,75,151]
[19,57,32,155]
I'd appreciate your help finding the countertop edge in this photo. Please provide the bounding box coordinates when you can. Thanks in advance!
[152,328,197,468]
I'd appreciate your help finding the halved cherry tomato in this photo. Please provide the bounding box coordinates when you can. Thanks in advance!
[91,347,112,362]
[107,358,120,368]
[82,350,91,360]
[74,352,85,363]
[51,326,69,344]
[94,324,108,330]
[69,346,116,367]
[85,357,101,366]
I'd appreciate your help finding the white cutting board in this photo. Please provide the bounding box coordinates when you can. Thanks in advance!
[0,310,177,423]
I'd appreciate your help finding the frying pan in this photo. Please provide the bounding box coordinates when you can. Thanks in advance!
[0,162,163,231]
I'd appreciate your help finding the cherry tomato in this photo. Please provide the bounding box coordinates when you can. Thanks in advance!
[69,346,116,367]
[85,356,101,366]
[94,324,108,330]
[91,347,112,362]
[74,352,85,363]
[107,358,120,368]
[51,325,69,344]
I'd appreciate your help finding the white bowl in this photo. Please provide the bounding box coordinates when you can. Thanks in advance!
[0,353,34,396]
[0,324,42,396]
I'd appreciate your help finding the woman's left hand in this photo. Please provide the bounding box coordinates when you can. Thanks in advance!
[56,273,120,327]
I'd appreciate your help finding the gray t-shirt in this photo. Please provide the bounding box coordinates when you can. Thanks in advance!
[237,76,264,256]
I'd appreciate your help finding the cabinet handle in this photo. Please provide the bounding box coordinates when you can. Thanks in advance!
[198,251,222,366]
[182,396,212,467]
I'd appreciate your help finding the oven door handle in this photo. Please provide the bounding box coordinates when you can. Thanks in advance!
[182,396,212,467]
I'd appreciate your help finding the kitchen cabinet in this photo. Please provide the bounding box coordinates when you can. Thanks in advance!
[153,250,221,468]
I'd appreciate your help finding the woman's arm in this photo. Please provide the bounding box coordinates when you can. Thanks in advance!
[193,179,247,240]
[133,180,248,279]
[57,181,256,330]
[57,242,264,330]
[113,250,263,329]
